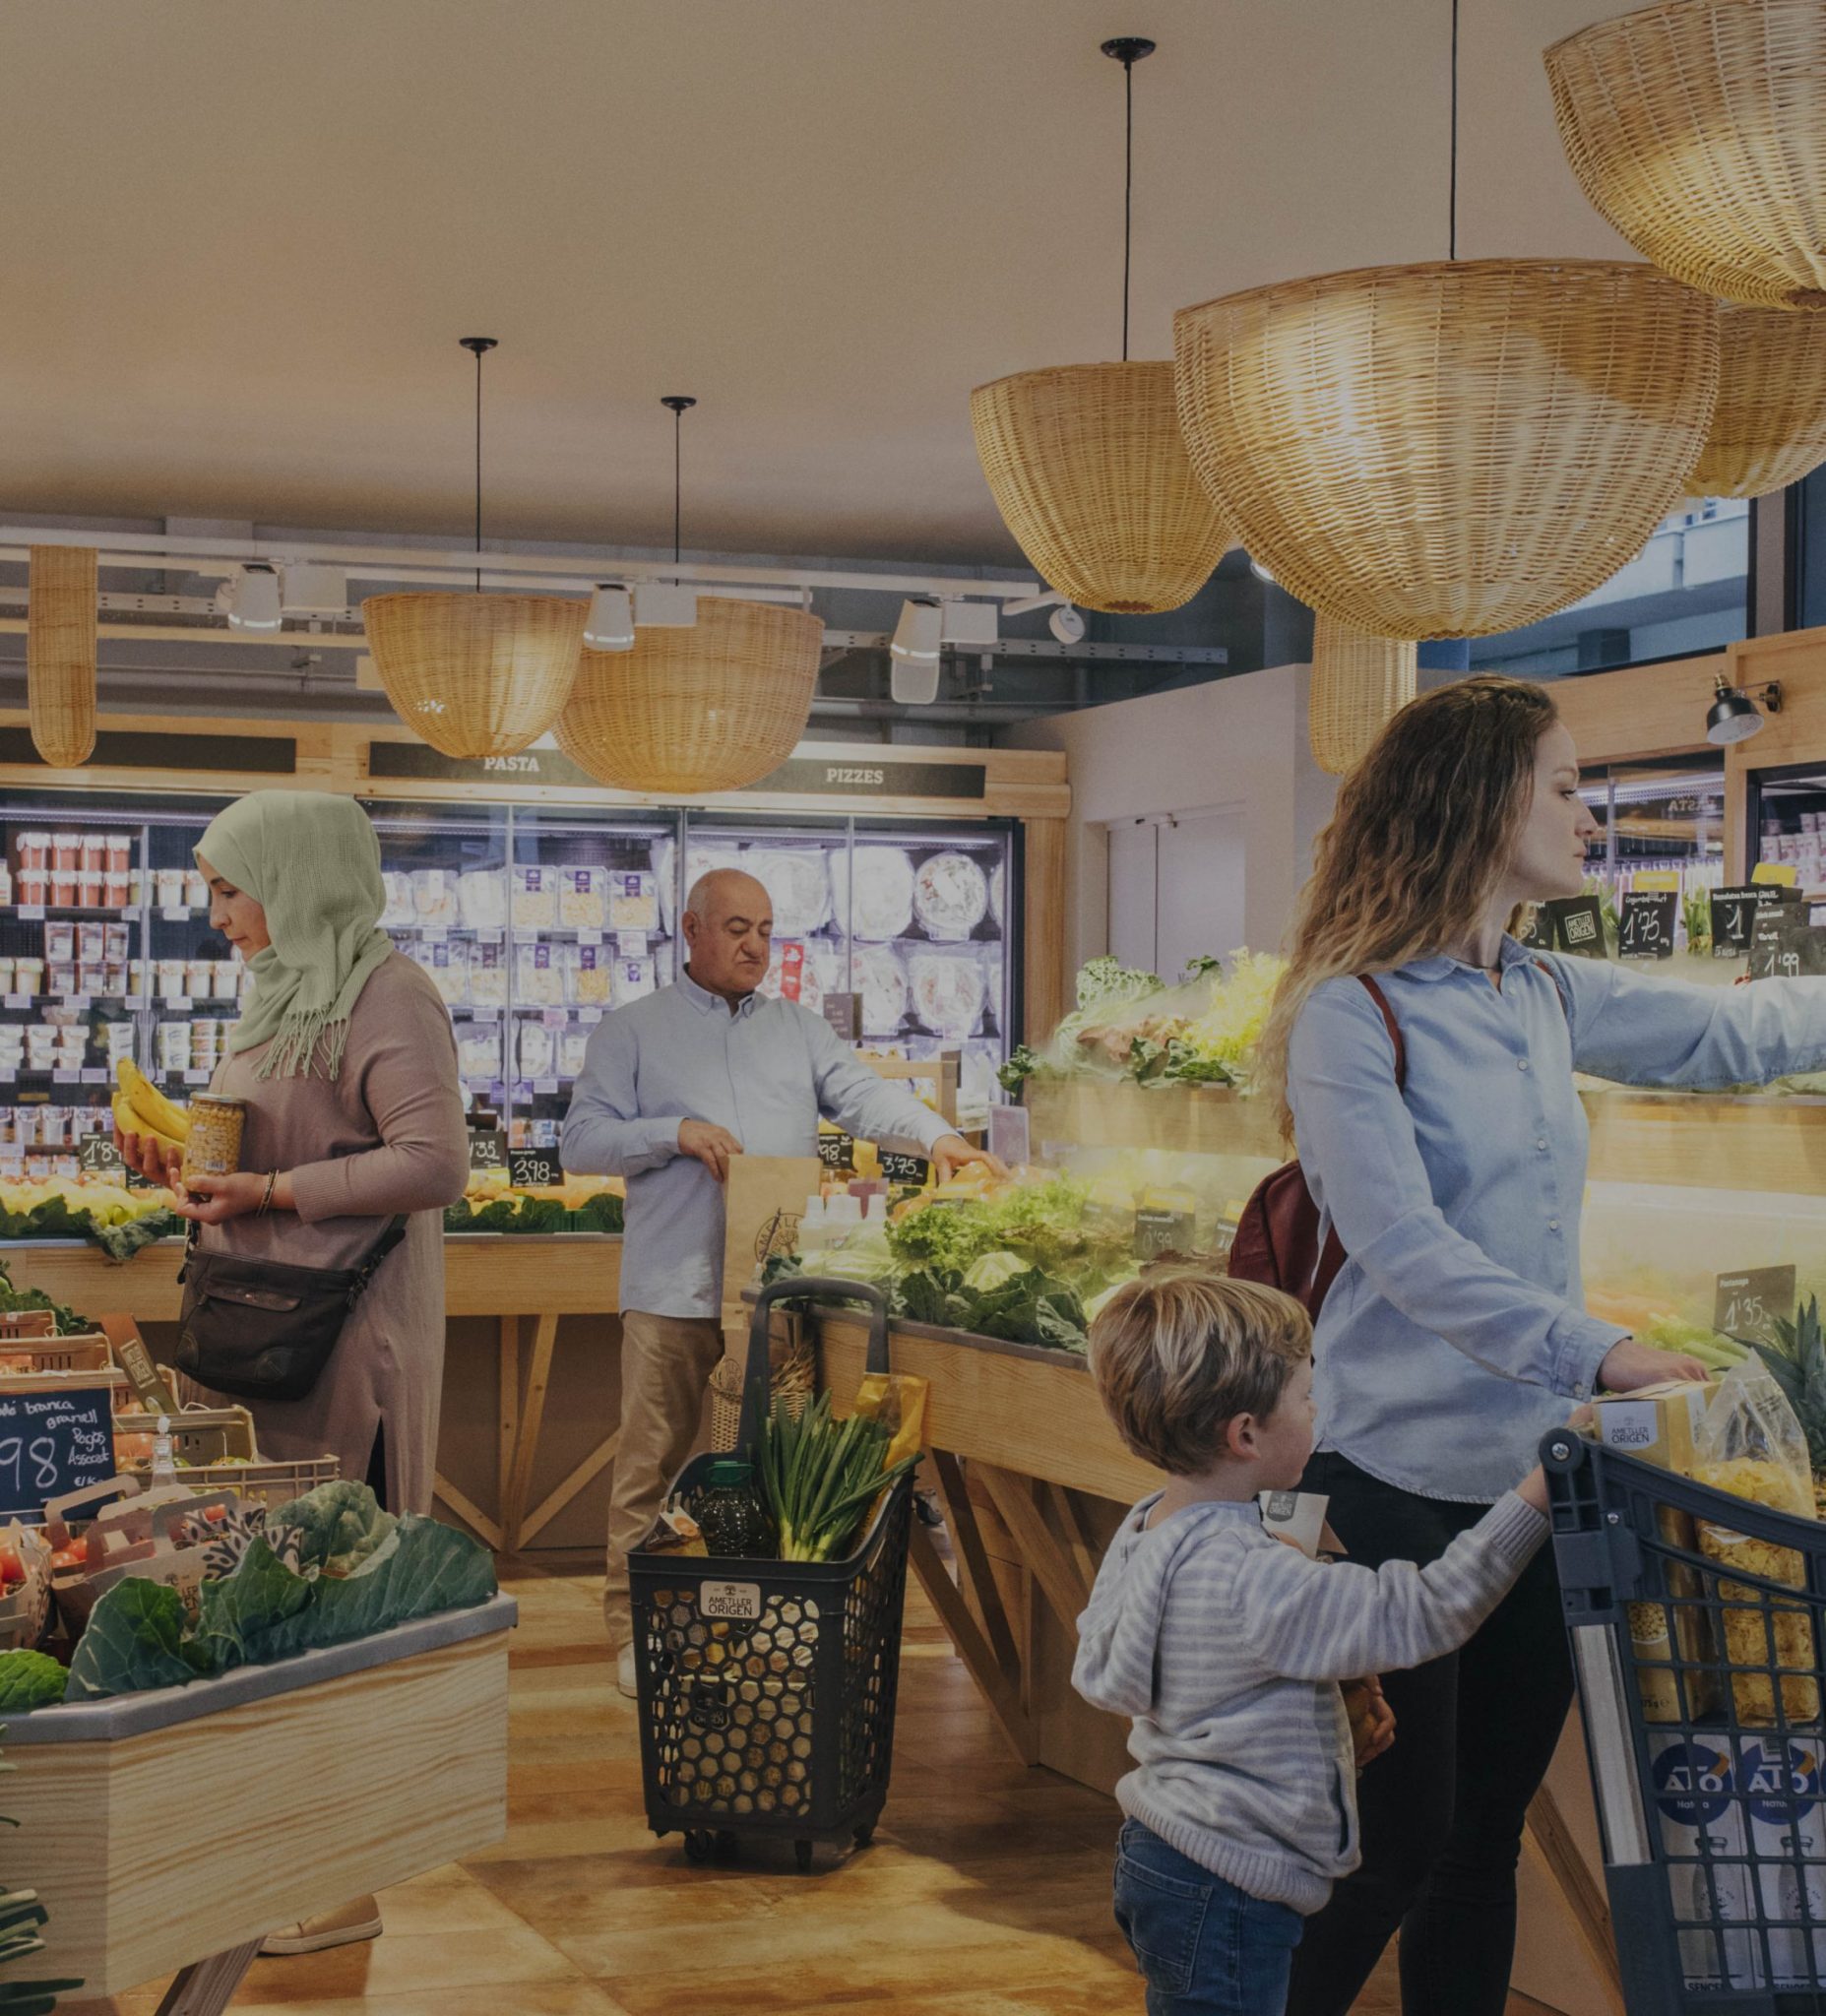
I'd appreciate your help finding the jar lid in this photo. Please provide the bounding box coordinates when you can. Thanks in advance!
[705,1458,753,1488]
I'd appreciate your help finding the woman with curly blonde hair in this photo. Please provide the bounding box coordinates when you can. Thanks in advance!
[1269,674,1826,2016]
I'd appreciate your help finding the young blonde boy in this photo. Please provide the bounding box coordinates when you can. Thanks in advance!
[1073,1272,1552,2016]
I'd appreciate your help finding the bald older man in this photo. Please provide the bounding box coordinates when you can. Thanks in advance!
[563,866,999,1693]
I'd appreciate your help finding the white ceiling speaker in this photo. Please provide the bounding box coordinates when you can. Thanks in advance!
[1048,603,1088,644]
[224,562,283,632]
[890,596,944,705]
[584,583,636,650]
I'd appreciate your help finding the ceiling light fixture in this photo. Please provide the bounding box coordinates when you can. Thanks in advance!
[1705,674,1780,746]
[890,597,944,704]
[584,584,635,651]
[1248,556,1277,587]
[360,338,588,758]
[1048,604,1088,644]
[225,562,283,632]
[969,36,1230,615]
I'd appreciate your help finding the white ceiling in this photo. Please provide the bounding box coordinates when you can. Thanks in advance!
[2,0,1634,567]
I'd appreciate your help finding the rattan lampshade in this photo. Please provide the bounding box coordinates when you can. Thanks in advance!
[1172,259,1720,639]
[28,545,96,769]
[1689,302,1826,497]
[969,362,1230,613]
[1546,0,1826,311]
[361,593,587,758]
[554,596,822,795]
[1309,617,1417,777]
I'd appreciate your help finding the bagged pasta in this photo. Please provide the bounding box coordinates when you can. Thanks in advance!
[607,869,660,932]
[1694,1360,1820,1726]
[569,943,613,1005]
[560,867,607,930]
[470,940,509,1008]
[514,866,559,929]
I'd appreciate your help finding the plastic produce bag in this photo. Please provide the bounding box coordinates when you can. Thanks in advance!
[1694,1360,1820,1727]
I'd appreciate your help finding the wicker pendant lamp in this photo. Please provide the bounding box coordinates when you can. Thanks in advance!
[1173,258,1718,638]
[1690,302,1826,497]
[1546,0,1826,311]
[555,397,822,795]
[969,38,1228,616]
[1308,616,1417,777]
[28,544,97,769]
[362,339,585,759]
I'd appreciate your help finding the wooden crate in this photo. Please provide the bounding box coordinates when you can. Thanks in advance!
[4,1594,514,1995]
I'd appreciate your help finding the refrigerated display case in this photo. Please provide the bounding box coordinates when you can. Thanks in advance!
[1747,757,1826,895]
[0,786,1023,1157]
[1578,754,1727,957]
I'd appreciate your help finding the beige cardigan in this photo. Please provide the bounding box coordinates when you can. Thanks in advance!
[188,953,469,1512]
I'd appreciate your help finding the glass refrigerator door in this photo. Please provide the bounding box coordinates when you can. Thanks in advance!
[1579,756,1726,957]
[676,811,851,1021]
[1749,760,1826,896]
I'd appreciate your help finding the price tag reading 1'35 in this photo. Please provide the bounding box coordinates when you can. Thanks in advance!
[1715,1264,1797,1348]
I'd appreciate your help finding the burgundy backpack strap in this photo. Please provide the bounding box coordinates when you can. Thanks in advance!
[1356,974,1406,1091]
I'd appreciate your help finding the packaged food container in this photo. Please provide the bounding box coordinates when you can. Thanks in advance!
[470,942,508,1008]
[458,870,508,930]
[157,960,188,999]
[51,834,81,873]
[127,959,149,999]
[48,873,77,908]
[104,923,129,962]
[105,835,132,873]
[0,962,16,998]
[76,872,103,909]
[560,868,607,930]
[560,1025,592,1077]
[569,944,613,1005]
[14,833,48,873]
[612,956,658,1008]
[44,923,75,965]
[16,869,46,911]
[38,1109,70,1149]
[411,869,460,927]
[105,1022,134,1059]
[103,961,129,998]
[9,1109,33,1147]
[417,940,469,1008]
[380,872,415,929]
[185,870,208,910]
[75,923,103,963]
[12,961,42,998]
[46,965,77,999]
[212,961,239,1000]
[532,1117,561,1150]
[157,1023,191,1071]
[79,835,106,874]
[0,868,14,908]
[607,869,661,933]
[77,965,106,999]
[155,869,187,910]
[457,1026,501,1081]
[513,866,558,929]
[182,1095,246,1183]
[183,961,213,999]
[515,941,564,1005]
[517,1021,556,1079]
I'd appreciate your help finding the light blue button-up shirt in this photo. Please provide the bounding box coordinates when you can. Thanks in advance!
[561,970,954,1318]
[1288,938,1826,1501]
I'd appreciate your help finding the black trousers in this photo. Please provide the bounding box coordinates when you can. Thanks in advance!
[1285,1451,1574,2016]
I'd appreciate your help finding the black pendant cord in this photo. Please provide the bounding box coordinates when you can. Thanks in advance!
[460,338,497,592]
[1102,38,1155,363]
[1449,0,1460,261]
[661,395,696,579]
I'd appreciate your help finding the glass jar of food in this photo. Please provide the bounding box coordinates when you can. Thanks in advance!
[696,1459,774,1558]
[182,1095,246,1183]
[79,835,106,874]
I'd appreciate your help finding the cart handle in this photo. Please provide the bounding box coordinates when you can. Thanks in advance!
[737,1277,891,1457]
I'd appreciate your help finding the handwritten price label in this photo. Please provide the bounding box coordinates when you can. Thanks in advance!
[1715,1265,1796,1347]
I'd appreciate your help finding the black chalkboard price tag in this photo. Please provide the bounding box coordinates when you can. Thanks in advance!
[1716,1264,1797,1348]
[1709,885,1778,958]
[508,1149,561,1190]
[817,1131,855,1173]
[879,1152,931,1185]
[1545,896,1608,960]
[77,1133,154,1188]
[1749,903,1826,979]
[468,1129,509,1173]
[821,992,859,1042]
[0,1379,115,1519]
[1618,890,1677,960]
[1135,1207,1198,1260]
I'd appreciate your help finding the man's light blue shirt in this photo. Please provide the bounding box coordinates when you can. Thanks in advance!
[1288,939,1826,1501]
[561,970,953,1318]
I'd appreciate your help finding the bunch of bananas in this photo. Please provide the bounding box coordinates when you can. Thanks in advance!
[111,1058,189,1150]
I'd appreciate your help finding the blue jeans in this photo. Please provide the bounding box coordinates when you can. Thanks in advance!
[1113,1821,1305,2016]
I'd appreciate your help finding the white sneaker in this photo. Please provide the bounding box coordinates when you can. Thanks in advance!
[617,1644,638,1699]
[261,1897,383,1955]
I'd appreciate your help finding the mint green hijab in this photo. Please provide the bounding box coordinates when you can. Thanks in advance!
[196,792,393,1080]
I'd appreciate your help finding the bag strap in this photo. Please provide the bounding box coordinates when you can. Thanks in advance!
[347,1215,410,1301]
[1356,974,1406,1090]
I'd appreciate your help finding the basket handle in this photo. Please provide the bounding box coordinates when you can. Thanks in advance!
[738,1278,890,1457]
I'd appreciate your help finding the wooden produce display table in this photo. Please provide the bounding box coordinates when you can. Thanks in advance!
[0,1233,622,1553]
[9,1593,515,2014]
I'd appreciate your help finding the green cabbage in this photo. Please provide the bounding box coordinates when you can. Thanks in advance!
[964,1251,1028,1292]
[0,1650,67,1713]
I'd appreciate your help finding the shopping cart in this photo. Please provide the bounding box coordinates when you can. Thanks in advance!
[1545,1427,1826,2012]
[626,1278,914,1872]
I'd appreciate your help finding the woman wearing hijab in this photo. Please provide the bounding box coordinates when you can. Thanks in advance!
[115,791,470,1956]
[118,789,470,1517]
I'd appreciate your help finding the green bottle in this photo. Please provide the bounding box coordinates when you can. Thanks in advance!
[698,1458,773,1558]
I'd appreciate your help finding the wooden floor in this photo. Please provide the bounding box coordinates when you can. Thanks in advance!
[64,1550,1552,2016]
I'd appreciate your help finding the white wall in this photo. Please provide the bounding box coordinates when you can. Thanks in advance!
[1006,662,1337,982]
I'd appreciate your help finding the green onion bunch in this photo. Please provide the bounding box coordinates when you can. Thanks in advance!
[758,1392,919,1562]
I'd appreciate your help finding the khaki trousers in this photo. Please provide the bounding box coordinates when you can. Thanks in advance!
[604,1308,724,1645]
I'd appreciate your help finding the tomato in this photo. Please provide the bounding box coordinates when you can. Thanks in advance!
[50,1536,88,1572]
[0,1546,26,1586]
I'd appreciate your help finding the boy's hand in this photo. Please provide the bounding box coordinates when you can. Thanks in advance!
[1343,1674,1395,1768]
[1516,1464,1549,1517]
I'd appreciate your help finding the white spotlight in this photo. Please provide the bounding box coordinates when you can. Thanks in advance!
[891,597,944,705]
[584,584,636,651]
[225,562,283,632]
[1048,603,1087,644]
[1248,555,1277,587]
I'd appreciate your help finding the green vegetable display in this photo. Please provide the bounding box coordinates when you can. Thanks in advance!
[443,1191,624,1235]
[66,1482,496,1700]
[0,1656,65,1716]
[0,1200,180,1265]
[0,1266,85,1341]
[758,1390,918,1561]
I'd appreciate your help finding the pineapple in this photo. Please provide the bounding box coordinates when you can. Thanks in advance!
[1747,1296,1826,1517]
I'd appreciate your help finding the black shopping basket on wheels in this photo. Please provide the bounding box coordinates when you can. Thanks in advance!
[1545,1427,1826,2012]
[627,1278,914,1872]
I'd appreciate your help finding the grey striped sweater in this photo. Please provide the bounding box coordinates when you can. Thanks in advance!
[1072,1490,1546,1913]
